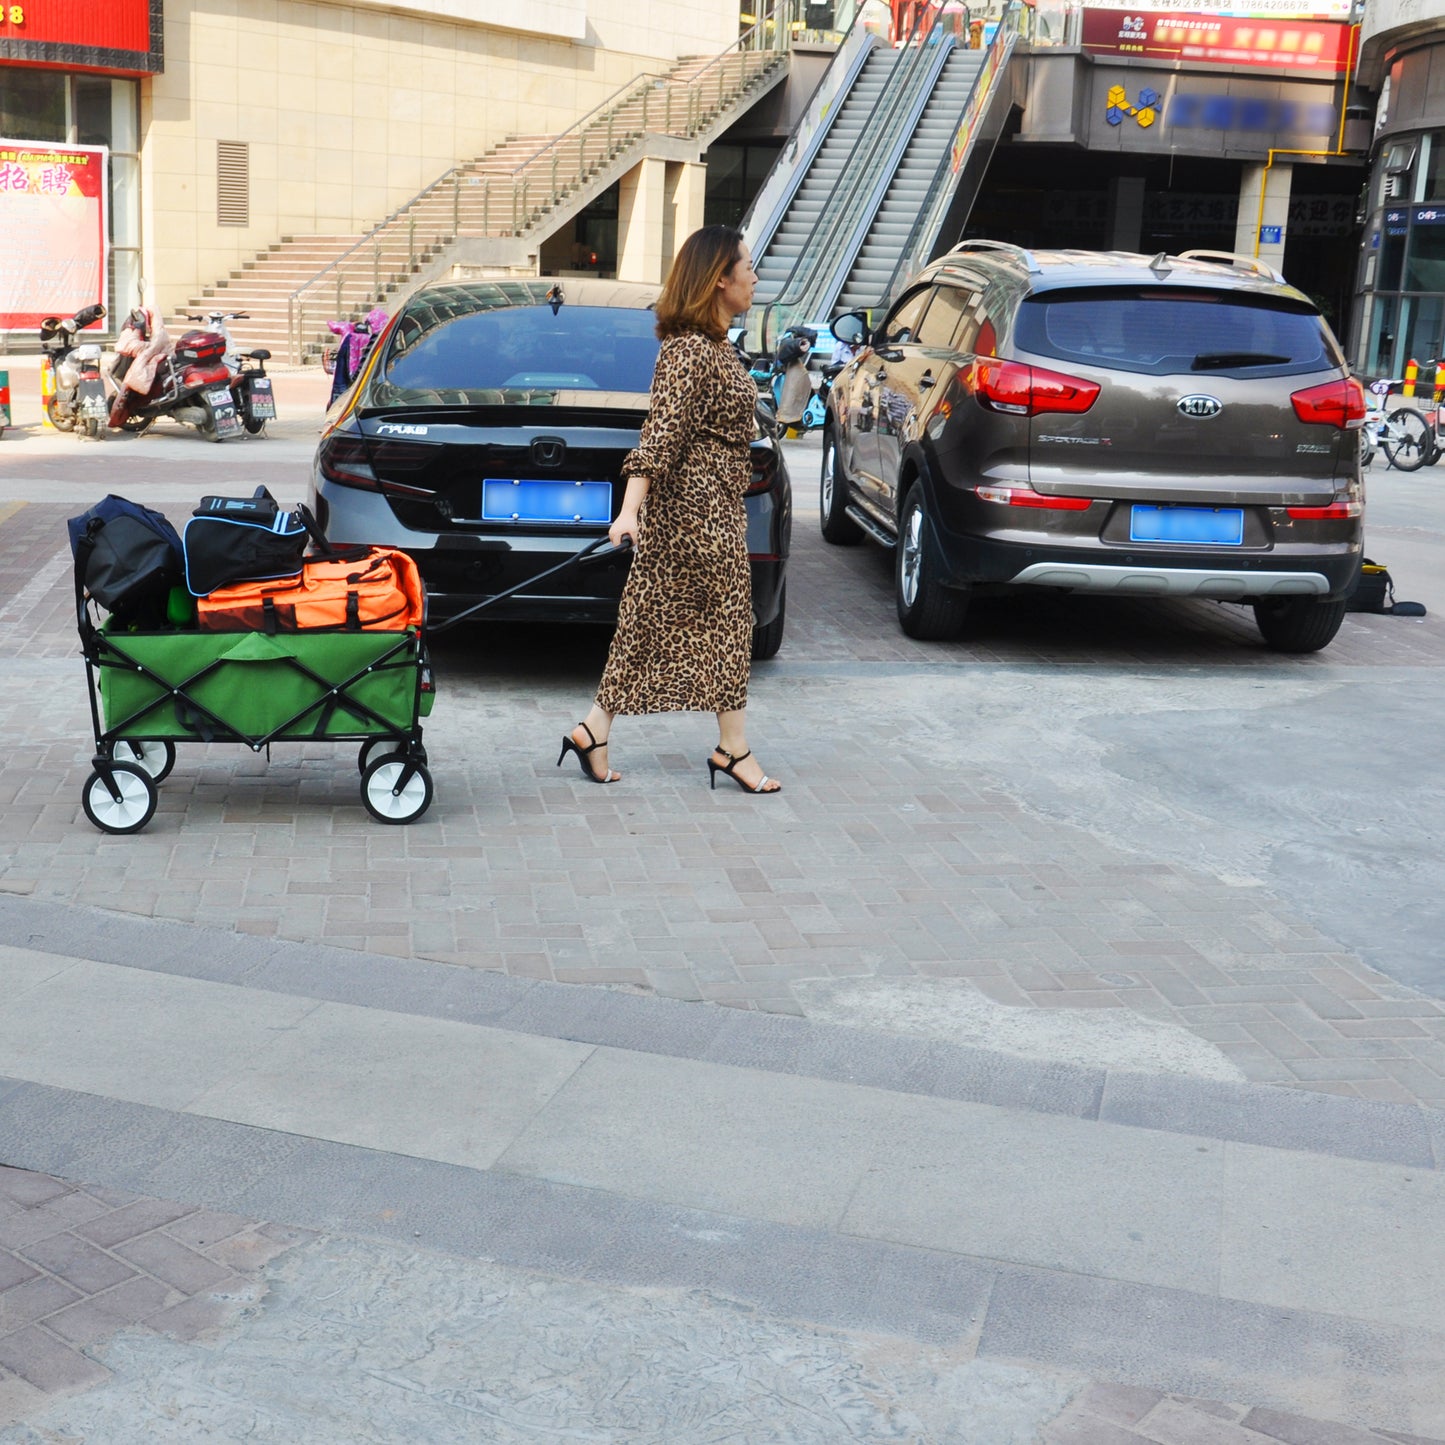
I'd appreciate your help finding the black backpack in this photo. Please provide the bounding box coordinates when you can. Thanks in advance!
[67,496,184,627]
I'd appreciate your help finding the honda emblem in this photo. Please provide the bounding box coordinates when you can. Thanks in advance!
[531,437,566,466]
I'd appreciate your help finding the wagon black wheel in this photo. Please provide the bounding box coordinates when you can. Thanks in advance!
[357,738,405,774]
[82,762,157,834]
[361,756,433,823]
[105,739,176,783]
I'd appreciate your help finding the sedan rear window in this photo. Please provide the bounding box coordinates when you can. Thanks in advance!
[373,303,661,404]
[1015,287,1342,379]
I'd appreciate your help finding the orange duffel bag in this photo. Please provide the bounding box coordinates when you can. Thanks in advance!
[196,546,425,632]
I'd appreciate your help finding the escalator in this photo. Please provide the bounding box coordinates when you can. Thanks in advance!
[834,48,985,312]
[742,2,1021,346]
[751,47,898,303]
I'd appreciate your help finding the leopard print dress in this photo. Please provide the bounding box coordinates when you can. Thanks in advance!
[596,329,755,716]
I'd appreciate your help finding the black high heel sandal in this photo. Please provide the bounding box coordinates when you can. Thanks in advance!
[707,748,779,794]
[558,723,618,784]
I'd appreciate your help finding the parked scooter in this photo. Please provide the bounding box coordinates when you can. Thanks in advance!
[752,326,842,437]
[107,308,274,441]
[183,311,276,435]
[39,304,109,439]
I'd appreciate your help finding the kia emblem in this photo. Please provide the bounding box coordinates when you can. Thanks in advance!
[1177,395,1222,419]
[531,436,566,466]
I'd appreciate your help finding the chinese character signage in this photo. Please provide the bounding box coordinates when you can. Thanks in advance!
[0,141,107,332]
[0,0,162,76]
[1082,9,1353,74]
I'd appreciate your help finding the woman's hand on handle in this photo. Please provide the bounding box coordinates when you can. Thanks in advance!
[609,475,649,548]
[609,508,641,549]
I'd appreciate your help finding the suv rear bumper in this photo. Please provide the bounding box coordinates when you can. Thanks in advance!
[929,526,1360,600]
[1009,562,1329,598]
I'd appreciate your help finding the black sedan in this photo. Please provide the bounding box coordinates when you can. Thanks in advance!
[308,279,791,658]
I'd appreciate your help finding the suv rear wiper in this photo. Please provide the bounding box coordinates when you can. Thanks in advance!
[1191,351,1290,370]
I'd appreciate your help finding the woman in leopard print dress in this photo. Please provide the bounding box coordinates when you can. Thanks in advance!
[559,226,781,794]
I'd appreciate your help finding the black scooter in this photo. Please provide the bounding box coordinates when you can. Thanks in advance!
[40,304,108,439]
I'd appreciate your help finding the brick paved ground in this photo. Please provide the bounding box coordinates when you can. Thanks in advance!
[2,484,1444,1107]
[0,1165,309,1426]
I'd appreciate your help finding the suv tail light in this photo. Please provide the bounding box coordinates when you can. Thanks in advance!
[974,360,1100,416]
[1286,500,1363,520]
[975,484,1093,511]
[1290,378,1366,429]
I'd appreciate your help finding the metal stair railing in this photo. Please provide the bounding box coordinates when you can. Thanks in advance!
[877,0,1024,308]
[286,3,794,362]
[747,0,949,355]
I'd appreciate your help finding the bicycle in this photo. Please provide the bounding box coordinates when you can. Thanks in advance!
[1362,376,1438,471]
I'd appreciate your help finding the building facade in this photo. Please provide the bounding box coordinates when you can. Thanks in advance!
[1,0,737,335]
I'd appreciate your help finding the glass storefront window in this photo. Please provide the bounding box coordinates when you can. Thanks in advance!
[1405,208,1445,291]
[1378,210,1408,290]
[1404,293,1445,366]
[1365,294,1400,377]
[0,69,67,141]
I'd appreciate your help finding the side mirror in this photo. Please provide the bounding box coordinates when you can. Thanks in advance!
[831,312,868,347]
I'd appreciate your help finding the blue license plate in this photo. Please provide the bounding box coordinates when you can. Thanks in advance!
[482,479,612,524]
[1130,505,1244,546]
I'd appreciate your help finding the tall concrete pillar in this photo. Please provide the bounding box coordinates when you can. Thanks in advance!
[1235,162,1292,273]
[1108,176,1145,252]
[666,161,708,266]
[617,157,669,283]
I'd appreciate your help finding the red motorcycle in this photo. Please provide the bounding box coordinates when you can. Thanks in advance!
[107,308,272,442]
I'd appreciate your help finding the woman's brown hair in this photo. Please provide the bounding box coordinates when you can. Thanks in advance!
[655,225,745,341]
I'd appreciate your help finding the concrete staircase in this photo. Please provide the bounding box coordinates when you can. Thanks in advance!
[173,47,788,363]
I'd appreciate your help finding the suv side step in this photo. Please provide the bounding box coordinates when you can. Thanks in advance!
[845,505,896,547]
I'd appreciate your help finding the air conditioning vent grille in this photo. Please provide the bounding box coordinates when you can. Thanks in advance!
[217,141,250,227]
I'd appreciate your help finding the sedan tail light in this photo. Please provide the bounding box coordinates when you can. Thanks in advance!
[1290,378,1366,429]
[973,360,1100,417]
[746,446,777,496]
[317,431,437,498]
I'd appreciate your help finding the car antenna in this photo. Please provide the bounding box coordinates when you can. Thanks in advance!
[546,284,565,315]
[1148,252,1173,276]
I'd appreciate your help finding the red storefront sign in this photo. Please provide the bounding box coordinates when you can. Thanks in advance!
[1082,9,1353,74]
[0,0,161,75]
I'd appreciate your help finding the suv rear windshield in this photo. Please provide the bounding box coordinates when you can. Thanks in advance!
[372,303,661,405]
[1014,287,1341,379]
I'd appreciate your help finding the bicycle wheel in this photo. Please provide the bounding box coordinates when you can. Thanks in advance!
[1383,408,1430,471]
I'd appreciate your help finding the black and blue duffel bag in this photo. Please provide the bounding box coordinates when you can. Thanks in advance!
[182,486,310,597]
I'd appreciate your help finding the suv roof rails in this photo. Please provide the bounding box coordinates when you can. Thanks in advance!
[1176,249,1286,284]
[946,239,1042,274]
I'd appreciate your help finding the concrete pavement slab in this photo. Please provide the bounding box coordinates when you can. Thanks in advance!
[1220,1144,1445,1332]
[0,957,320,1112]
[839,1092,1225,1293]
[186,999,594,1169]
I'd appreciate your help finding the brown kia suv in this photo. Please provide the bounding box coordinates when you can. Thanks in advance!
[823,242,1365,651]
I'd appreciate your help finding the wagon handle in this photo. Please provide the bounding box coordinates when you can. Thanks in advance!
[425,537,630,635]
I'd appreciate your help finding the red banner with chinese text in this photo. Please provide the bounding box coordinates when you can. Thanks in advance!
[0,141,108,331]
[1082,9,1353,74]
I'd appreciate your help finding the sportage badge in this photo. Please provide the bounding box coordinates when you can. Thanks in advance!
[1177,395,1222,418]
